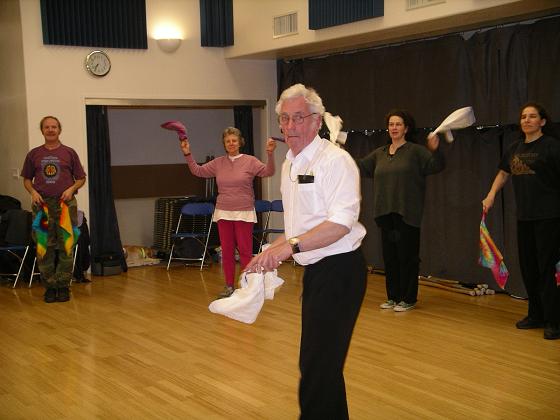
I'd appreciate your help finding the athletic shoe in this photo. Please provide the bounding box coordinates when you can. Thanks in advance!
[44,288,57,303]
[394,301,415,312]
[379,300,396,309]
[515,316,544,330]
[57,287,71,302]
[544,323,560,340]
[218,286,234,299]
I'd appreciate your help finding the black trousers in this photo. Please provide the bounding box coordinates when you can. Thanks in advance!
[377,213,421,304]
[517,218,560,324]
[299,248,367,420]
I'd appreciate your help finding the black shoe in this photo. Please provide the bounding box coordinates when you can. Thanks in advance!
[544,323,560,340]
[44,288,57,303]
[515,316,544,329]
[57,287,71,302]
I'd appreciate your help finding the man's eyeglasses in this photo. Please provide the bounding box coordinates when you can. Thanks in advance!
[278,113,317,125]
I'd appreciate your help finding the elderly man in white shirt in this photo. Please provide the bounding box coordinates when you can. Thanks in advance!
[247,83,367,420]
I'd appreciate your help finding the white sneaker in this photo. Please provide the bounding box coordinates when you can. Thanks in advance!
[379,300,396,309]
[394,301,415,312]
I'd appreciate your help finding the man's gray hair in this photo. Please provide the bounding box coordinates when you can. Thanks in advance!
[275,83,326,117]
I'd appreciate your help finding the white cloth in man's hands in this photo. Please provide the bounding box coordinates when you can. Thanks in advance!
[208,270,284,324]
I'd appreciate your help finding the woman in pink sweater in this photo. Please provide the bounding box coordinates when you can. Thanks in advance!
[181,127,276,297]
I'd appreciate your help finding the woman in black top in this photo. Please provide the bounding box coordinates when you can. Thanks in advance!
[483,102,560,340]
[357,110,444,312]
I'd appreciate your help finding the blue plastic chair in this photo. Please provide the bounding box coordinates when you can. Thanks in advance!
[257,199,284,252]
[166,202,215,270]
[252,199,272,251]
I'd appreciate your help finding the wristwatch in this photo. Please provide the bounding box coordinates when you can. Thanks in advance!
[288,237,301,254]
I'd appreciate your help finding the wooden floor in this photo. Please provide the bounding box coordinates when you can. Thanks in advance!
[0,263,559,420]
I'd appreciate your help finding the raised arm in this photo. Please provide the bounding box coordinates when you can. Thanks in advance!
[259,138,277,177]
[180,138,216,178]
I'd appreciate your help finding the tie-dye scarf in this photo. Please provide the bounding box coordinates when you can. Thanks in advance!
[32,204,49,259]
[32,201,80,259]
[479,210,509,289]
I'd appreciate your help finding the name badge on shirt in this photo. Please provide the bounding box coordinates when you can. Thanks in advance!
[298,175,314,184]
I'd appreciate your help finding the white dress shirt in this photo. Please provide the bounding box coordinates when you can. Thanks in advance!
[281,135,366,265]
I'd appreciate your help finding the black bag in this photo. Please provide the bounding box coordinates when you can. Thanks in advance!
[92,252,123,276]
[0,195,22,246]
[173,237,205,259]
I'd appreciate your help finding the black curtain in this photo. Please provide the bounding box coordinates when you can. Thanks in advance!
[277,16,560,128]
[234,105,254,156]
[199,0,234,47]
[278,16,560,296]
[40,0,147,49]
[86,105,127,274]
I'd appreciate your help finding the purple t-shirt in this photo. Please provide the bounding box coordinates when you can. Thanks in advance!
[21,144,86,198]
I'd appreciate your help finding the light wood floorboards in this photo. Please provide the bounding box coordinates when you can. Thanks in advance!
[0,263,559,419]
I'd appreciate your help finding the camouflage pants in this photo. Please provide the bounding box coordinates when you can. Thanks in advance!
[32,197,78,288]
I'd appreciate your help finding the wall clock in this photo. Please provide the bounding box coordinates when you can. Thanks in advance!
[85,50,111,77]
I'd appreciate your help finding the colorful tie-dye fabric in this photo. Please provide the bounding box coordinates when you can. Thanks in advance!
[479,211,509,289]
[32,204,49,259]
[60,201,80,256]
[32,201,79,259]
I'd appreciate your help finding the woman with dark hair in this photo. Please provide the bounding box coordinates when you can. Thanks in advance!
[483,102,560,340]
[180,127,276,298]
[357,109,445,311]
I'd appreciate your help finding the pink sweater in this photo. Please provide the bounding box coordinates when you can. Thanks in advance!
[185,154,274,211]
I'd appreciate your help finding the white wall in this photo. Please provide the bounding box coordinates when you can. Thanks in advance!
[0,0,28,206]
[10,0,280,221]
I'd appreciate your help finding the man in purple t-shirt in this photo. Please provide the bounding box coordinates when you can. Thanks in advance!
[21,116,86,303]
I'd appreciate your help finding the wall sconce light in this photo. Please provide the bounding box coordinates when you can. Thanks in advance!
[156,38,182,53]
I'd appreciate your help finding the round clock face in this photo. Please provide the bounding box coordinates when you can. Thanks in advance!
[85,50,111,77]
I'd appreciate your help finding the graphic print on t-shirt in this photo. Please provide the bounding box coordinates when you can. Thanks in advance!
[510,152,536,176]
[41,155,61,184]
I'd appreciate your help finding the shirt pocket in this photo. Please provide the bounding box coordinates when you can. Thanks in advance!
[297,183,319,216]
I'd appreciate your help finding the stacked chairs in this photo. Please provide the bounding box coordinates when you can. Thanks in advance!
[166,202,215,271]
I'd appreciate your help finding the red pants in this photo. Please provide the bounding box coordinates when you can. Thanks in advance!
[217,219,254,287]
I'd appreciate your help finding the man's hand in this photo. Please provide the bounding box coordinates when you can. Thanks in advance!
[60,186,75,202]
[245,241,292,273]
[31,190,44,206]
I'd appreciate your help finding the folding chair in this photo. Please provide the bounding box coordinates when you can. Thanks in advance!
[257,199,284,252]
[166,202,215,271]
[1,245,31,288]
[252,199,271,252]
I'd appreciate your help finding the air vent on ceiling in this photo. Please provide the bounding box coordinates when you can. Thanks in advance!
[406,0,445,10]
[273,12,298,38]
